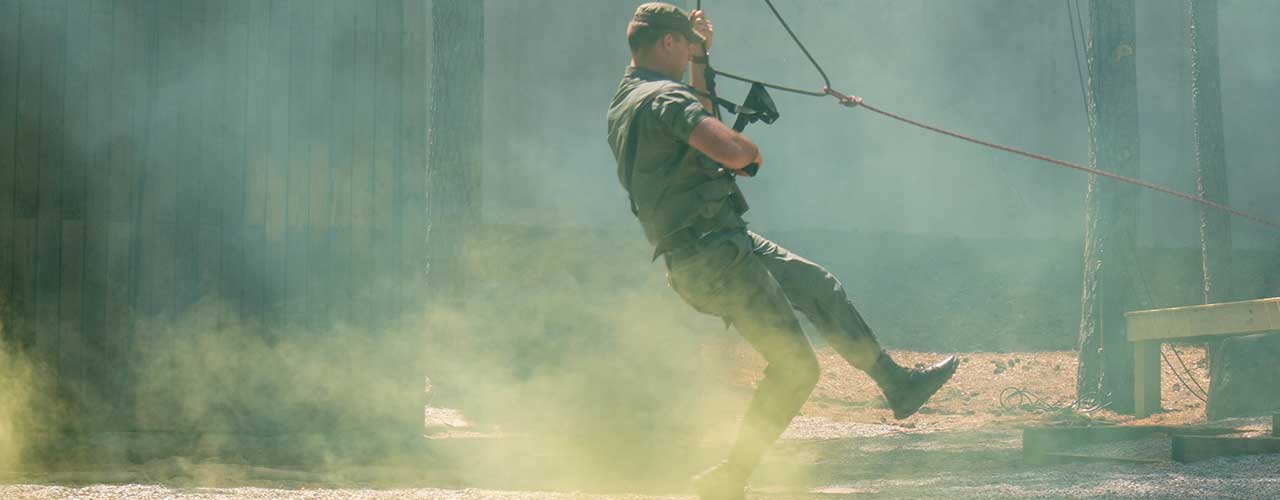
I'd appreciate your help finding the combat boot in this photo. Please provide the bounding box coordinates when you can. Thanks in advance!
[868,353,959,419]
[691,460,747,500]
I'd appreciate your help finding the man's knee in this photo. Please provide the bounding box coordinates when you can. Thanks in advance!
[796,352,820,391]
[760,340,820,390]
[782,348,821,392]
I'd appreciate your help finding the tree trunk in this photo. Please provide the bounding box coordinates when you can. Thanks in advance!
[1189,0,1231,305]
[1077,0,1141,414]
[425,0,484,301]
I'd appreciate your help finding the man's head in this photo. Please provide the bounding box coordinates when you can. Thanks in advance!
[627,2,704,80]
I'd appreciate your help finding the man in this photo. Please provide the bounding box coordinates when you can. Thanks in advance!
[606,4,960,499]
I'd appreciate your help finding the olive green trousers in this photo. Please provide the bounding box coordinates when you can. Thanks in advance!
[665,228,885,478]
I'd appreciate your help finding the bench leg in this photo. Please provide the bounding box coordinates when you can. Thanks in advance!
[1134,341,1161,418]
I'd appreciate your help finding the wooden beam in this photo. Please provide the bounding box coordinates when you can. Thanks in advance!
[1172,435,1280,463]
[1024,425,1242,465]
[1126,297,1280,342]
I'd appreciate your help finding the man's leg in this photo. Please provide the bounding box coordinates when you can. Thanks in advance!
[666,231,820,497]
[746,230,959,419]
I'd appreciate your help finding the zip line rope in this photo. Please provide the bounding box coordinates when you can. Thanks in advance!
[707,0,1280,232]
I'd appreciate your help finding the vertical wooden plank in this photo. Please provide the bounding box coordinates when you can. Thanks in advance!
[399,0,427,318]
[13,1,41,224]
[80,3,117,431]
[105,0,151,429]
[0,3,16,347]
[0,0,20,329]
[264,0,291,326]
[136,0,179,430]
[10,0,44,352]
[57,221,84,424]
[147,0,180,320]
[103,219,131,425]
[11,219,35,350]
[373,0,403,327]
[171,0,203,312]
[193,226,220,310]
[240,0,269,323]
[285,0,313,326]
[34,0,68,378]
[220,0,249,326]
[61,2,88,223]
[195,0,227,309]
[306,0,334,331]
[107,1,139,224]
[327,0,355,326]
[115,0,158,430]
[348,0,377,329]
[58,0,92,425]
[1133,340,1161,418]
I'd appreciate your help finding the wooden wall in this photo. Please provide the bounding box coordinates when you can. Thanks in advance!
[0,0,432,431]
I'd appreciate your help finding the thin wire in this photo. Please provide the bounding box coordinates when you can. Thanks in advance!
[1162,347,1209,403]
[1075,0,1092,84]
[1000,386,1110,413]
[1067,0,1089,126]
[762,0,831,89]
[710,68,827,97]
[1170,344,1211,399]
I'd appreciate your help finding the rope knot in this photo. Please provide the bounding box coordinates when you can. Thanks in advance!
[824,86,862,108]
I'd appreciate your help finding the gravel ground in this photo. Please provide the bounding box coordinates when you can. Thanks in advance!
[4,428,1278,499]
[3,349,1275,499]
[3,455,1279,499]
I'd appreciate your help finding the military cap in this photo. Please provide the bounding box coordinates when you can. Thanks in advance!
[630,2,705,45]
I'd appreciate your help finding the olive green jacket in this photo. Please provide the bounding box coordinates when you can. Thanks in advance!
[607,66,749,259]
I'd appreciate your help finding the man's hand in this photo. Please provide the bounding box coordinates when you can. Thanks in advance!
[690,9,713,53]
[734,149,762,176]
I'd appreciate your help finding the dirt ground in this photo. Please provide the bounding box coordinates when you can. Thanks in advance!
[4,346,1278,499]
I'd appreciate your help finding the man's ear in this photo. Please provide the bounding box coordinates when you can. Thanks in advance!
[660,32,676,51]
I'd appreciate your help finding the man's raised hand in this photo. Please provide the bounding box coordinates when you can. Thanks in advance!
[690,9,713,52]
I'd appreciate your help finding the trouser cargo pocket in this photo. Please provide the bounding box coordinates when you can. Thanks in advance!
[665,230,753,318]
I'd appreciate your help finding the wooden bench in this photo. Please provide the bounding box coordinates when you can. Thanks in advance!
[1125,297,1280,418]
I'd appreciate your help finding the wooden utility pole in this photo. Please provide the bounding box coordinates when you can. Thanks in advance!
[1077,0,1142,414]
[425,0,484,301]
[1189,0,1232,305]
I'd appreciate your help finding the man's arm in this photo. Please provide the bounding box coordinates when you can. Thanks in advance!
[690,61,714,115]
[688,9,715,115]
[684,10,762,172]
[688,117,761,171]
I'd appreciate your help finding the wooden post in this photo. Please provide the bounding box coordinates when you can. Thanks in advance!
[1077,0,1143,414]
[1189,0,1232,386]
[1134,341,1161,418]
[1189,0,1232,306]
